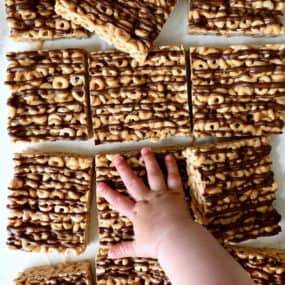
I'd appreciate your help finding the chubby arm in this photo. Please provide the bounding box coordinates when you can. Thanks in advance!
[97,147,254,285]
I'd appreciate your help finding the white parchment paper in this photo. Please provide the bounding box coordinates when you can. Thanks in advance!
[0,0,285,283]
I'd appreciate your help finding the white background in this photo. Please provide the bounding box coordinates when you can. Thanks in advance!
[0,0,285,283]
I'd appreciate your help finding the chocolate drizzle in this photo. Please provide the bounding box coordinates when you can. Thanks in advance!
[7,152,94,254]
[189,0,285,35]
[90,47,191,144]
[13,261,92,285]
[227,246,285,285]
[96,248,170,284]
[6,0,90,40]
[191,45,285,137]
[58,0,176,60]
[184,137,281,242]
[6,49,90,142]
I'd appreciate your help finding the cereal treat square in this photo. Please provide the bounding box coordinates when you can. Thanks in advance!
[6,49,91,143]
[96,248,170,285]
[55,0,176,62]
[189,0,285,35]
[7,151,94,254]
[6,0,90,40]
[226,245,285,285]
[190,45,285,137]
[183,137,281,242]
[14,261,93,285]
[89,46,191,144]
[95,149,189,284]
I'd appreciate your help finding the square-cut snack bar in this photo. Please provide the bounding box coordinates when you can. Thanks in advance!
[95,149,189,284]
[183,137,281,242]
[189,0,285,35]
[6,49,91,142]
[7,151,94,254]
[190,44,285,137]
[96,248,170,285]
[89,46,191,144]
[14,260,92,285]
[226,245,285,285]
[6,0,89,40]
[55,0,177,61]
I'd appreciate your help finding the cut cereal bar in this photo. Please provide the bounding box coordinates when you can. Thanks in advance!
[89,46,191,144]
[96,248,169,285]
[226,245,285,285]
[95,149,189,284]
[6,49,91,142]
[6,0,89,40]
[190,44,285,137]
[55,0,177,61]
[7,151,94,254]
[183,136,281,242]
[189,0,285,35]
[14,261,92,285]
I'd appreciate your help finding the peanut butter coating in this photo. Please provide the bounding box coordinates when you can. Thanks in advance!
[183,137,281,242]
[227,245,285,285]
[14,261,92,285]
[89,46,191,144]
[7,151,94,255]
[189,0,285,35]
[6,0,90,40]
[6,49,91,143]
[190,45,285,138]
[55,0,176,61]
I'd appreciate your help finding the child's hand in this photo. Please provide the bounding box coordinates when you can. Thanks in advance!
[97,147,193,259]
[97,147,255,285]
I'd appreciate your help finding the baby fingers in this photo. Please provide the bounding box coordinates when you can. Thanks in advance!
[164,154,183,193]
[97,182,135,220]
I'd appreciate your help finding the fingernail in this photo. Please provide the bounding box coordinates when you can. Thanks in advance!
[97,182,104,192]
[165,154,173,161]
[108,249,115,258]
[141,147,151,155]
[113,155,123,165]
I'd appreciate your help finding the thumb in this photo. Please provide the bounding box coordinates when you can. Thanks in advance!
[108,241,136,259]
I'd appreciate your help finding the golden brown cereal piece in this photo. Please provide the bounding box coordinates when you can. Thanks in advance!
[89,46,191,144]
[183,136,281,242]
[5,0,90,40]
[190,44,285,137]
[95,149,189,284]
[226,245,285,285]
[55,0,176,62]
[7,151,94,255]
[189,0,285,36]
[6,49,92,143]
[14,260,93,285]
